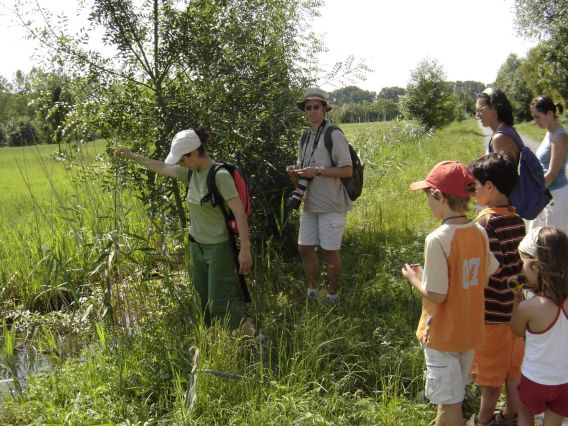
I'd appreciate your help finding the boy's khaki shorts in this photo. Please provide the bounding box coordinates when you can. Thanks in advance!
[424,347,474,405]
[471,323,524,387]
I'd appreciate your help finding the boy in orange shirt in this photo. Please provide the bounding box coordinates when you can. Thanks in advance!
[402,161,499,426]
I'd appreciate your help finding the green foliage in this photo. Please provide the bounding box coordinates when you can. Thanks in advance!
[329,99,399,124]
[516,121,547,141]
[452,80,486,116]
[1,119,488,423]
[377,86,406,102]
[514,0,568,105]
[495,54,533,123]
[17,0,320,243]
[399,59,456,130]
[329,85,376,105]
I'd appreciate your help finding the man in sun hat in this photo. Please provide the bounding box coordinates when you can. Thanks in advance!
[286,87,353,304]
[402,160,499,425]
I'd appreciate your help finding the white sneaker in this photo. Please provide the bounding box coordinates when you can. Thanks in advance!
[306,288,318,300]
[324,293,339,304]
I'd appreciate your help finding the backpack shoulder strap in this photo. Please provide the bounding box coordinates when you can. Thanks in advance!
[204,162,228,207]
[494,126,525,150]
[324,125,343,166]
[300,129,310,149]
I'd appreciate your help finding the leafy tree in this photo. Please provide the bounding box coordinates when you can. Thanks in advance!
[377,86,405,102]
[330,99,398,123]
[495,54,533,122]
[17,0,318,241]
[450,81,485,116]
[514,0,568,103]
[328,86,376,105]
[27,69,74,151]
[0,71,40,146]
[399,59,455,129]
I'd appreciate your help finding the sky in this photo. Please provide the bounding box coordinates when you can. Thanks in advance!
[0,0,536,92]
[314,0,536,92]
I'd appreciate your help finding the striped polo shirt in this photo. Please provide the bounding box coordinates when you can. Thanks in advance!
[476,207,526,323]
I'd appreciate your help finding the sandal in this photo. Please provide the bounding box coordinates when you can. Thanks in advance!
[494,409,517,426]
[466,413,496,426]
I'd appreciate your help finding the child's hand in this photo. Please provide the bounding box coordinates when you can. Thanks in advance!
[508,275,526,300]
[114,147,134,159]
[507,274,526,291]
[402,263,423,281]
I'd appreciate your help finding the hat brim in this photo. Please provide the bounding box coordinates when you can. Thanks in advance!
[165,151,183,165]
[296,99,332,112]
[409,180,431,191]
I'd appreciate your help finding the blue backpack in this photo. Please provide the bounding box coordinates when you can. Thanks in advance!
[489,126,552,220]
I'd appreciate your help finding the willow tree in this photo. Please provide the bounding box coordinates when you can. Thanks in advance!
[17,0,320,236]
[399,59,455,130]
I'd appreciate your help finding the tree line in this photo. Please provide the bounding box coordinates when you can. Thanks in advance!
[1,0,566,243]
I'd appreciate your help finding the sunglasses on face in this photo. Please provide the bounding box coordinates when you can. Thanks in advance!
[305,104,321,111]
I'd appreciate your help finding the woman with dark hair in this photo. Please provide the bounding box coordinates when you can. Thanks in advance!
[528,96,568,233]
[476,88,521,163]
[115,127,260,339]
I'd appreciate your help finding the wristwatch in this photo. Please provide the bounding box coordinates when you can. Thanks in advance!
[316,167,323,176]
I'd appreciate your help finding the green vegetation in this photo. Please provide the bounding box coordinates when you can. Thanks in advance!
[515,121,546,143]
[1,119,487,423]
[400,60,456,130]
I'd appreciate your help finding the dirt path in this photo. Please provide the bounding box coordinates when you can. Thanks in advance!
[477,120,540,153]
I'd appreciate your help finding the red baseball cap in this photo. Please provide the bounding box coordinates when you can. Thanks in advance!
[410,161,475,197]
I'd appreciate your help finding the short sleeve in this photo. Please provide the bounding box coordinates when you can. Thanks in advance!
[488,252,499,278]
[330,129,352,168]
[175,166,189,183]
[422,233,449,295]
[215,168,238,202]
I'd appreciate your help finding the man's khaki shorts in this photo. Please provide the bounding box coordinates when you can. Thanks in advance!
[298,211,346,251]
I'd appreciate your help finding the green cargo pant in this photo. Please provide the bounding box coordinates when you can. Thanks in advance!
[189,239,245,329]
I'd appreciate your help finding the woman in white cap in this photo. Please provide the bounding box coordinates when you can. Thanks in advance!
[115,126,257,337]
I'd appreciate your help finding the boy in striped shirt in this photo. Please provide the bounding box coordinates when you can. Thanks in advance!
[468,152,526,426]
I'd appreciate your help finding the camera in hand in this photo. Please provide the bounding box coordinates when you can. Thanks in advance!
[287,177,311,210]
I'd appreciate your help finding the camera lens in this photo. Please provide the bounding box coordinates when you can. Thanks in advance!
[287,195,302,210]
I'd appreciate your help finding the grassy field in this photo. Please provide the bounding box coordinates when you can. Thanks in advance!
[1,119,488,424]
[0,140,108,218]
[515,120,546,142]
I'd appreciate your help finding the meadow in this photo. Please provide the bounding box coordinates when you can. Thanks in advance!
[1,119,487,424]
[515,121,546,143]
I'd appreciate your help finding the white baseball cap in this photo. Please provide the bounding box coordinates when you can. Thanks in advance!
[164,129,202,165]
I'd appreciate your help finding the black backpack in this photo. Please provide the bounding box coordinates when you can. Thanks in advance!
[300,125,364,201]
[187,162,252,303]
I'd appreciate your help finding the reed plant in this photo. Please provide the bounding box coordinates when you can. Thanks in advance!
[1,119,485,424]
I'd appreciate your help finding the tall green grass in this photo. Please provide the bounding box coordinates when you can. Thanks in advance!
[1,119,487,424]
